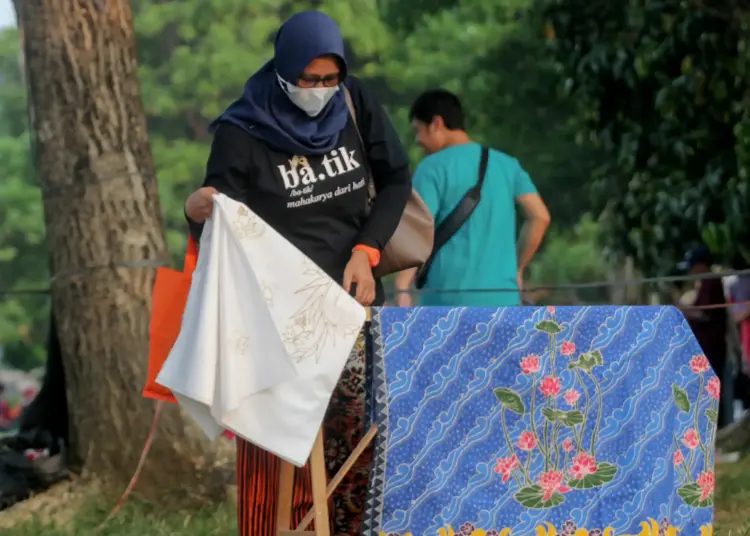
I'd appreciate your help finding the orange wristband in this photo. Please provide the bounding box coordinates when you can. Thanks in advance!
[353,244,380,267]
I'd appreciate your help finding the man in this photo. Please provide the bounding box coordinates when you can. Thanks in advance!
[395,89,550,306]
[678,245,729,427]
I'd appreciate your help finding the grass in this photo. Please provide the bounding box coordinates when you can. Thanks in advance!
[715,455,750,535]
[2,499,237,535]
[2,458,750,535]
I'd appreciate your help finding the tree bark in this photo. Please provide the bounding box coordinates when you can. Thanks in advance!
[13,0,230,500]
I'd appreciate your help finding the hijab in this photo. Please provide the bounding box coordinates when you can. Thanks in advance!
[211,11,349,156]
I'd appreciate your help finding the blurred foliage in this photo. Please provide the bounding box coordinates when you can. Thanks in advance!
[7,0,745,365]
[526,214,611,305]
[375,0,602,224]
[0,29,48,370]
[542,0,750,274]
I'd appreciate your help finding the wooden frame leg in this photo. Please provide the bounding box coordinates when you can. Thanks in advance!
[276,453,296,534]
[278,310,374,535]
[277,430,329,536]
[307,431,331,536]
[296,424,377,531]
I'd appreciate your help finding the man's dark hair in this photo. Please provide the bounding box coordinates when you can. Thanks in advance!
[409,89,466,131]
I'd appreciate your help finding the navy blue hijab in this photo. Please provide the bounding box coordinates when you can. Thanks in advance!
[212,11,350,156]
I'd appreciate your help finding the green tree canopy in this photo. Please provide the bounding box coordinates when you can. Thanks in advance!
[543,0,750,273]
[0,0,615,367]
[376,0,602,225]
[0,28,48,370]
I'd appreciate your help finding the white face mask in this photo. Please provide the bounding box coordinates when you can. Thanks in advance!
[277,74,339,117]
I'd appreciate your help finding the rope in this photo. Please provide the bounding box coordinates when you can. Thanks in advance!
[395,268,750,295]
[39,170,158,198]
[0,259,168,297]
[3,267,750,298]
[96,401,164,534]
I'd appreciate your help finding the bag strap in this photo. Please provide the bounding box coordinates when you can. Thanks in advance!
[415,146,490,289]
[184,236,198,273]
[343,86,377,200]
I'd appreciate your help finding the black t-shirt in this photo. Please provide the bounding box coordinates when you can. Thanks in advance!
[187,76,412,303]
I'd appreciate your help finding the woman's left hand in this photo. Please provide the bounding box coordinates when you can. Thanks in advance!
[343,250,376,306]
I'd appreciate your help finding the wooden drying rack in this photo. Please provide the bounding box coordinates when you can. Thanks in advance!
[276,307,377,536]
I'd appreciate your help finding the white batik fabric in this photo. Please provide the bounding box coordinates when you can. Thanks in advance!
[157,193,366,466]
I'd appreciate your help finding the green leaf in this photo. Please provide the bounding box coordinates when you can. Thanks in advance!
[705,409,718,424]
[513,485,566,509]
[542,408,564,422]
[493,388,525,415]
[677,483,714,507]
[535,320,563,334]
[560,410,584,427]
[541,408,584,427]
[568,350,604,372]
[672,384,691,413]
[568,462,618,489]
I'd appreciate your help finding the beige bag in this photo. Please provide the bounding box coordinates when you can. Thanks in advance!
[343,87,434,278]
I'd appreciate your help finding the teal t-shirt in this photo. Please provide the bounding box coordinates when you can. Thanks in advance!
[413,143,537,307]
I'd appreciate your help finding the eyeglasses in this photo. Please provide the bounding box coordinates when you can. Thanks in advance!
[297,73,341,88]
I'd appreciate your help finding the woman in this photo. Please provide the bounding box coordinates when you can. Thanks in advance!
[184,11,412,536]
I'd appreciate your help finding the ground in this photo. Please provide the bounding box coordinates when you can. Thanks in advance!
[1,459,748,535]
[715,456,750,535]
[0,477,237,535]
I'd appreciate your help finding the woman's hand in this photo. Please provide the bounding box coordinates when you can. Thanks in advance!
[343,250,376,306]
[185,187,218,223]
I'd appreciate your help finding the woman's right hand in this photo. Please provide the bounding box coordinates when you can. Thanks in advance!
[185,187,218,222]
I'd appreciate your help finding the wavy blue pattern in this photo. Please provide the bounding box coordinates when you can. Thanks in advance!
[364,306,716,536]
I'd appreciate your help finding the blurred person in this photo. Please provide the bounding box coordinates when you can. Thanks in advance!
[729,274,750,367]
[183,11,411,536]
[678,245,729,427]
[395,89,549,306]
[729,274,750,412]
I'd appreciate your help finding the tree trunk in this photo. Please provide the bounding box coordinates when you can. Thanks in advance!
[13,0,230,500]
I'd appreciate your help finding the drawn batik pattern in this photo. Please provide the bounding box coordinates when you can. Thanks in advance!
[364,307,715,536]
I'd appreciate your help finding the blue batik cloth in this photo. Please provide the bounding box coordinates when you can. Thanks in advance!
[364,306,716,536]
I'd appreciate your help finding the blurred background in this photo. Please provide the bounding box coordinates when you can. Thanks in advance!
[3,0,746,376]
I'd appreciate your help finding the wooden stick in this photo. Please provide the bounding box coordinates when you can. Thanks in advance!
[296,424,377,531]
[279,308,372,535]
[307,431,330,535]
[276,455,296,532]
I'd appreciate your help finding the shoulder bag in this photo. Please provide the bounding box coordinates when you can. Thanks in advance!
[415,146,490,289]
[343,87,434,278]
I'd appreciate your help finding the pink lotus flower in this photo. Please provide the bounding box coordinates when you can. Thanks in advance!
[563,388,580,407]
[540,376,562,398]
[537,470,569,502]
[521,355,541,375]
[706,376,721,401]
[561,340,576,356]
[697,470,715,501]
[673,450,684,466]
[569,452,598,480]
[494,454,520,483]
[517,431,537,451]
[690,354,711,374]
[562,438,574,452]
[547,306,556,314]
[682,428,700,450]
